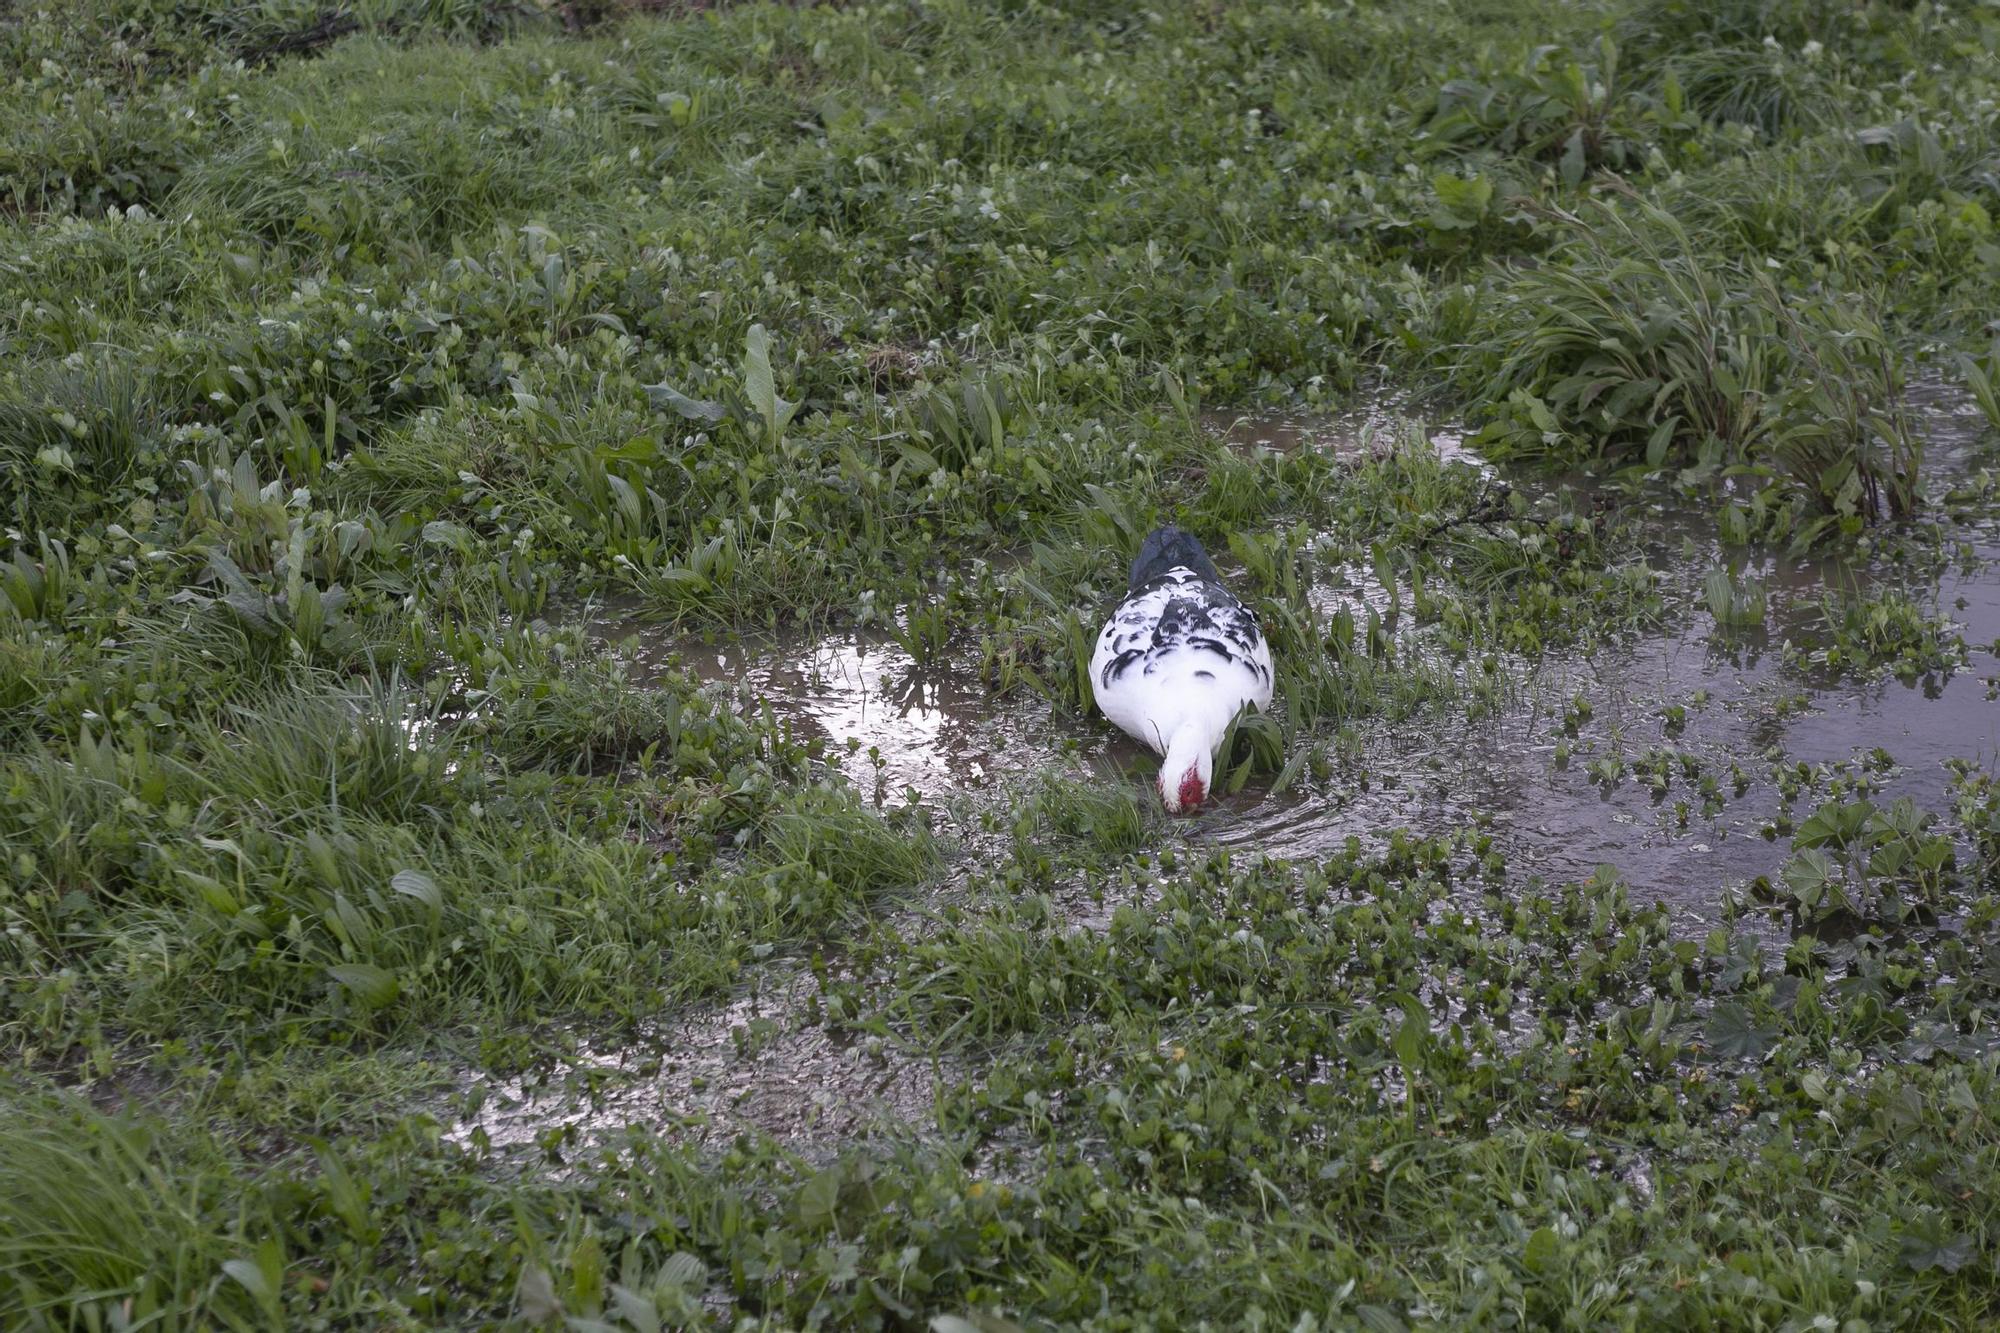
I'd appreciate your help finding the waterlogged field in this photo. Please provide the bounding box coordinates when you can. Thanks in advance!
[5,0,2000,1327]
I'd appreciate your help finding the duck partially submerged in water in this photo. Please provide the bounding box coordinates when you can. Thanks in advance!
[1090,525,1274,813]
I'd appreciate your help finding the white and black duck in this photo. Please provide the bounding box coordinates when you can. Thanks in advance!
[1090,525,1274,813]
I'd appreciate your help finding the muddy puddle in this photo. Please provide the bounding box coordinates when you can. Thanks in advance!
[1200,393,2000,929]
[580,382,2000,924]
[565,398,1477,805]
[1203,576,1998,929]
[1203,395,1491,470]
[456,964,959,1164]
[463,388,1999,1163]
[588,613,1106,799]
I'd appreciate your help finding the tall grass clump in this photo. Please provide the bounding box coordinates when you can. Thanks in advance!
[1656,41,1842,137]
[757,787,940,901]
[1016,770,1153,856]
[1617,0,1868,58]
[0,361,161,524]
[1458,201,1918,545]
[0,1086,249,1330]
[1617,0,1935,138]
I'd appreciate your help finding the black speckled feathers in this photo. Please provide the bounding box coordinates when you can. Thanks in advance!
[1095,570,1268,692]
[1096,526,1266,693]
[1089,526,1274,767]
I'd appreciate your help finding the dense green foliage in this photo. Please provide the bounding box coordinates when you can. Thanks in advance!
[2,0,1998,1327]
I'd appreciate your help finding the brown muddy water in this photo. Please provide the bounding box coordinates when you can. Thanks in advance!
[456,389,2000,1162]
[1200,383,1999,928]
[1200,395,1491,471]
[589,391,1997,920]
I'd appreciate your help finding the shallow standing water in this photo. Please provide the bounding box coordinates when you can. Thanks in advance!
[1200,396,1492,471]
[1199,386,1999,923]
[459,389,2000,1159]
[590,393,1998,920]
[459,970,959,1160]
[1205,559,1999,924]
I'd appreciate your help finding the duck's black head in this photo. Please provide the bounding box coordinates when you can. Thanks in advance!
[1129,525,1221,592]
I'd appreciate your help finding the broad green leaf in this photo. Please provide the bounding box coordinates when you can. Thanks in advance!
[658,1252,705,1290]
[567,1232,607,1316]
[1645,416,1676,467]
[1955,353,2000,430]
[421,520,472,549]
[1523,1225,1561,1274]
[1393,1011,1427,1071]
[1901,1228,1976,1274]
[390,868,442,909]
[1357,1305,1409,1333]
[932,1316,1027,1333]
[178,869,239,915]
[1706,1000,1775,1061]
[644,380,727,424]
[221,1258,275,1304]
[1559,128,1586,188]
[742,323,799,445]
[610,1286,662,1333]
[328,963,401,1011]
[1431,170,1493,217]
[1704,568,1733,621]
[1781,849,1838,913]
[792,1166,844,1227]
[517,1263,561,1324]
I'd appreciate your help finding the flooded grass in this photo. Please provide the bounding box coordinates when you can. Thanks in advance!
[455,963,961,1165]
[4,0,2000,1327]
[592,608,1053,797]
[1203,399,1491,472]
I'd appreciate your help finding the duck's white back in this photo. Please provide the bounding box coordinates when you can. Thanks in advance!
[1089,569,1273,756]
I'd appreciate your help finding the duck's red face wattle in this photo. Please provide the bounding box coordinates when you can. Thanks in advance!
[1176,766,1205,810]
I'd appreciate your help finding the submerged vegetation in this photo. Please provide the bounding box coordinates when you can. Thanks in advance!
[1,0,1998,1326]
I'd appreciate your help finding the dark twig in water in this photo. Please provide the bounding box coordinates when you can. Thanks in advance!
[1417,481,1543,548]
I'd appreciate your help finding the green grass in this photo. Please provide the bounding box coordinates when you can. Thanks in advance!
[1457,200,1920,545]
[2,0,1999,1326]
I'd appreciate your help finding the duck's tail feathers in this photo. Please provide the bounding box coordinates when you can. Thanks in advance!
[1129,525,1221,592]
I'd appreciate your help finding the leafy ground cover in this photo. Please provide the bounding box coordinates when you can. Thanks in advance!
[2,0,1999,1327]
